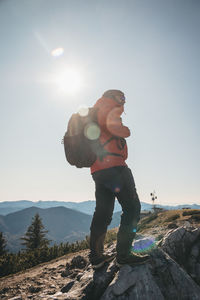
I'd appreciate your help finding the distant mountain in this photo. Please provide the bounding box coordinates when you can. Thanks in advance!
[0,206,92,253]
[0,200,199,216]
[1,200,200,252]
[0,200,98,216]
[0,206,122,253]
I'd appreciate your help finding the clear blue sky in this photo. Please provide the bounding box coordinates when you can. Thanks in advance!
[0,0,199,205]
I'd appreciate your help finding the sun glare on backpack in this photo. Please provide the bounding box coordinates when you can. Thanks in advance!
[55,69,82,94]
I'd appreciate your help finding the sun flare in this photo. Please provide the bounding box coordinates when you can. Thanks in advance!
[51,47,64,57]
[54,69,83,94]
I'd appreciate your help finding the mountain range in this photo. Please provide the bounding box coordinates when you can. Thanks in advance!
[1,200,199,216]
[0,206,122,253]
[0,206,93,253]
[0,200,199,253]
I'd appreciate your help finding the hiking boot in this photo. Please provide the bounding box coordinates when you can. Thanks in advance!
[90,254,115,270]
[116,252,150,267]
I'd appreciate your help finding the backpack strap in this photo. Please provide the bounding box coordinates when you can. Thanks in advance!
[101,136,117,147]
[98,136,124,161]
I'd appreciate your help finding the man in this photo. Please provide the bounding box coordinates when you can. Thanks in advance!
[89,89,149,269]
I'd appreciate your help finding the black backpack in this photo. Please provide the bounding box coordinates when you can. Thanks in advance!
[63,107,123,168]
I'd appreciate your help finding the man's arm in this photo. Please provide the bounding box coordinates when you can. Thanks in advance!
[106,106,131,137]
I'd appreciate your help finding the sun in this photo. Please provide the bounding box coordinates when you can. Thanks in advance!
[54,69,83,94]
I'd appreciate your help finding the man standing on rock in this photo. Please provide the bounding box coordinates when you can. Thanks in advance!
[89,89,149,269]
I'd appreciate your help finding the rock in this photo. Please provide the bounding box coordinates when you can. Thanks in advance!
[77,272,84,281]
[102,263,164,300]
[61,246,200,300]
[44,289,57,295]
[191,243,200,258]
[63,261,117,299]
[70,255,88,269]
[102,249,200,300]
[109,265,137,295]
[61,269,73,277]
[69,269,80,279]
[161,226,200,284]
[48,267,57,271]
[184,221,191,227]
[49,291,63,298]
[61,281,75,293]
[150,249,200,299]
[167,222,178,229]
[61,227,200,299]
[0,287,10,294]
[61,268,79,279]
[61,255,89,280]
[28,285,42,293]
[1,226,200,300]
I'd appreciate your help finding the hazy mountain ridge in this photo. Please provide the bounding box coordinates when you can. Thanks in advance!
[0,206,93,252]
[0,206,122,253]
[0,200,199,216]
[1,201,199,253]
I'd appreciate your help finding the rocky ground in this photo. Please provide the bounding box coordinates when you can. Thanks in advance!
[0,210,200,299]
[0,250,90,299]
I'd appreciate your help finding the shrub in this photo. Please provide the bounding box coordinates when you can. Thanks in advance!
[190,214,200,221]
[0,238,89,278]
[166,214,180,222]
[105,229,117,243]
[182,210,200,216]
[0,227,117,278]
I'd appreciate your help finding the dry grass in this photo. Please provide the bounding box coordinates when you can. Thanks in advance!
[137,209,200,234]
[99,209,200,245]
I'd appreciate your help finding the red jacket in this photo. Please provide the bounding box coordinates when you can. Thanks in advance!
[90,96,130,174]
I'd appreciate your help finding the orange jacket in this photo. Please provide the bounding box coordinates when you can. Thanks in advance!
[90,96,130,174]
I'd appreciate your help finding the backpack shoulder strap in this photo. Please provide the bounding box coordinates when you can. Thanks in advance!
[98,136,124,161]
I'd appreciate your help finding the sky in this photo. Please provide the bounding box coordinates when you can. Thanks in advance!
[0,0,199,206]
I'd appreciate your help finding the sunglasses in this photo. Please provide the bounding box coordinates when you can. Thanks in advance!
[115,94,126,104]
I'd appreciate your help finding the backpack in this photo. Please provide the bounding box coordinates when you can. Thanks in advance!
[63,107,123,168]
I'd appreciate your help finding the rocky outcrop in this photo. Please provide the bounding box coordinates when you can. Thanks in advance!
[56,248,200,299]
[0,226,200,299]
[161,225,200,285]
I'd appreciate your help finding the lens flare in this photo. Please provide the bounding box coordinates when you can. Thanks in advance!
[132,236,156,253]
[114,187,121,193]
[78,107,89,117]
[54,69,82,94]
[84,123,100,140]
[51,47,64,57]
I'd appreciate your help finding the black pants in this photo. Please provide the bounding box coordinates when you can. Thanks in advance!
[90,166,141,257]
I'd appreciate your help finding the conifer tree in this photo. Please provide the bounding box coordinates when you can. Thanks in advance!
[21,213,50,251]
[0,232,7,255]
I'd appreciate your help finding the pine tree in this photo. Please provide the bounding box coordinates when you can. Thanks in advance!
[0,232,7,256]
[21,213,50,251]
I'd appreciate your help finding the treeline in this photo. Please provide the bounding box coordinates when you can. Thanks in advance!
[0,213,117,278]
[0,238,89,277]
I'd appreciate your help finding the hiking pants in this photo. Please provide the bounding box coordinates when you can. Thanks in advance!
[90,166,141,258]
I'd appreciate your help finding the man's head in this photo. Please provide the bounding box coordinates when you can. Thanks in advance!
[102,89,125,105]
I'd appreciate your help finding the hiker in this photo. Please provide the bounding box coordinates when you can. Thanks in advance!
[89,90,149,269]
